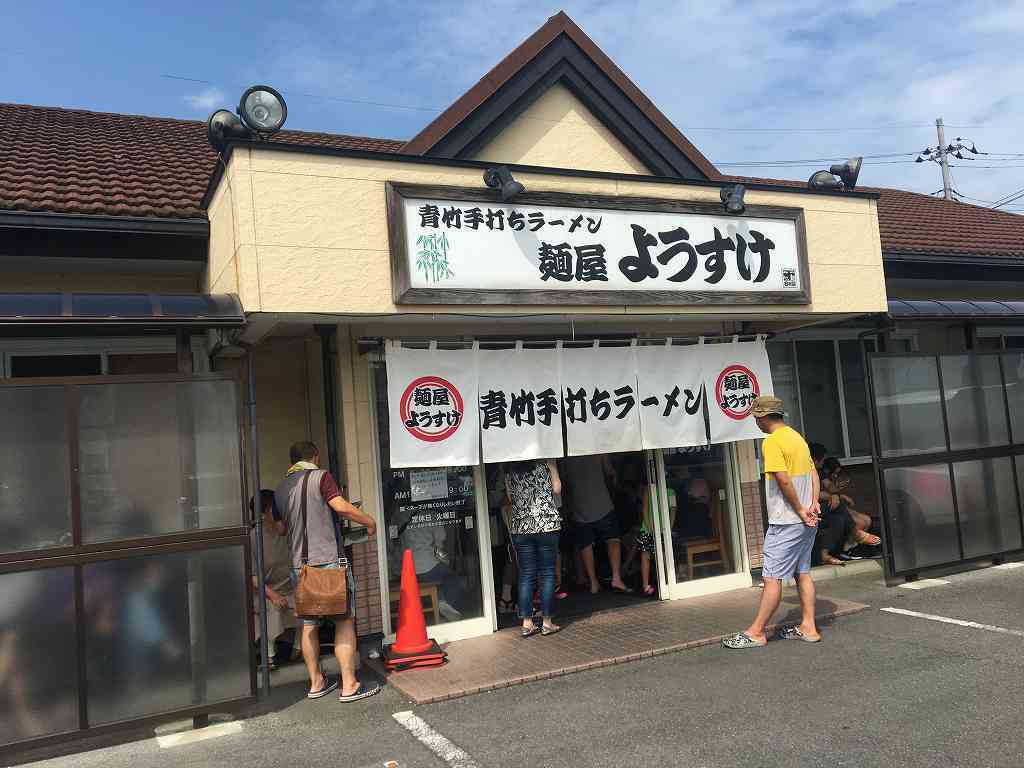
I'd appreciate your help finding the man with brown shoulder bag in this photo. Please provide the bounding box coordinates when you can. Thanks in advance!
[274,441,381,702]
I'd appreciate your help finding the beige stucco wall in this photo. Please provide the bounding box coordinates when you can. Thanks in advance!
[216,337,329,493]
[471,84,650,175]
[205,147,887,319]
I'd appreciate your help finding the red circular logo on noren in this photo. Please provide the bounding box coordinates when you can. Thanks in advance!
[715,364,760,421]
[400,376,465,442]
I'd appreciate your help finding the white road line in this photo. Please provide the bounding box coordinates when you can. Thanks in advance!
[898,578,950,590]
[881,607,1024,638]
[393,711,480,768]
[156,721,243,748]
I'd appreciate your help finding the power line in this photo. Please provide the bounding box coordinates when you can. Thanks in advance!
[993,187,1024,210]
[160,76,989,132]
[950,163,1024,169]
[714,151,917,166]
[162,74,444,113]
[675,123,980,132]
[717,159,921,168]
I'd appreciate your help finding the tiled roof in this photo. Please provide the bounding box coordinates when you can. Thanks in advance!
[0,102,402,219]
[729,174,1024,259]
[873,186,1024,259]
[1,103,1021,262]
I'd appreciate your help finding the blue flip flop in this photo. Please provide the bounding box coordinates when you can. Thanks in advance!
[339,681,381,703]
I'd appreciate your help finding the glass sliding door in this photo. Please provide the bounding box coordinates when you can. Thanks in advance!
[655,443,751,599]
[370,360,495,643]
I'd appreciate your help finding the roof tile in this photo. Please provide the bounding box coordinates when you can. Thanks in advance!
[727,174,1024,259]
[2,102,1021,261]
[0,102,402,219]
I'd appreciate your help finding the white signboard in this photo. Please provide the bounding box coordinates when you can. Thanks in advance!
[560,344,643,456]
[636,342,708,450]
[385,344,480,468]
[409,468,449,502]
[391,186,807,305]
[703,339,775,443]
[478,346,564,463]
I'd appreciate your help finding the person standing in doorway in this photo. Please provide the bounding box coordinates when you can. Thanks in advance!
[251,490,299,670]
[561,454,631,594]
[503,459,563,637]
[275,441,381,701]
[723,397,822,649]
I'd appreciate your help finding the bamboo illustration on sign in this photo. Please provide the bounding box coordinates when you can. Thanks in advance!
[415,232,455,283]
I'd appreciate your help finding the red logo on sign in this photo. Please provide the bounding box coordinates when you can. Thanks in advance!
[400,376,465,442]
[715,364,760,421]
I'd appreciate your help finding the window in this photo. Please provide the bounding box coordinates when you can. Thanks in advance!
[767,336,898,461]
[1,338,180,378]
[975,329,1024,351]
[10,354,102,377]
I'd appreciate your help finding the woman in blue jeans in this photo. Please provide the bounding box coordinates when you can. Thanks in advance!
[503,458,563,637]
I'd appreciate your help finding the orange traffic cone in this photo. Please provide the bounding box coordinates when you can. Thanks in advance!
[393,549,434,654]
[383,549,447,671]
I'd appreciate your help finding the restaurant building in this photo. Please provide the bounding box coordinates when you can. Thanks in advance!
[199,9,886,646]
[2,9,1022,753]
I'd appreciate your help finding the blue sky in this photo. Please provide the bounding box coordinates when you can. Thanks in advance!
[4,1,1024,206]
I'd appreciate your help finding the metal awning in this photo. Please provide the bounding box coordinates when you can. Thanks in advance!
[888,298,1024,321]
[0,292,244,327]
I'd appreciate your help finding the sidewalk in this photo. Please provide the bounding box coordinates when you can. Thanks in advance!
[379,584,867,704]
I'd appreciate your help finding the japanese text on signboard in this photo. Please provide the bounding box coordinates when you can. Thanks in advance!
[399,194,804,297]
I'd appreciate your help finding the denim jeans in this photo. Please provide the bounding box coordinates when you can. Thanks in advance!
[511,531,559,619]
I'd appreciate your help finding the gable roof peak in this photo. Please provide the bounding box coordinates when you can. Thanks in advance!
[401,11,719,181]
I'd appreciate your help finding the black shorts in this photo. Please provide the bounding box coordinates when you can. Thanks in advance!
[575,511,621,550]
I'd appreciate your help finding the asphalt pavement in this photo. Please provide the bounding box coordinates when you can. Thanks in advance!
[19,562,1024,768]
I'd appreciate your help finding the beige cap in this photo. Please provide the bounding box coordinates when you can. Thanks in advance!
[750,395,786,418]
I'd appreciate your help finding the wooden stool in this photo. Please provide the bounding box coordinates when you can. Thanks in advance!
[389,581,441,625]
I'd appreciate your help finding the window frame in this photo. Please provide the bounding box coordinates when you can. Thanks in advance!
[0,337,176,378]
[977,327,1024,350]
[769,330,918,465]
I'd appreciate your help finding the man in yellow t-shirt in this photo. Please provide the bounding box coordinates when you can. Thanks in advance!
[723,396,822,649]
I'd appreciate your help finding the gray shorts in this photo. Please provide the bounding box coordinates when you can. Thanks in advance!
[761,523,817,580]
[289,561,356,626]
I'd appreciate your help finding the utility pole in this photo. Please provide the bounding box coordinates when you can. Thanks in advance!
[936,117,953,200]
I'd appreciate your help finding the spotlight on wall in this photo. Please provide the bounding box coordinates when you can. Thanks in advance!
[483,166,526,201]
[808,157,863,192]
[720,183,747,215]
[207,110,251,151]
[206,85,289,152]
[238,85,288,135]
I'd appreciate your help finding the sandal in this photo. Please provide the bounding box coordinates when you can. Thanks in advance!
[822,554,846,566]
[778,626,821,643]
[609,584,633,594]
[339,681,381,703]
[722,632,767,650]
[307,674,339,699]
[642,585,656,596]
[521,624,541,638]
[541,623,562,636]
[855,531,881,546]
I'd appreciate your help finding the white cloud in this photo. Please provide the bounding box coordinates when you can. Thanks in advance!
[368,0,1019,204]
[232,0,1024,205]
[184,87,226,111]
